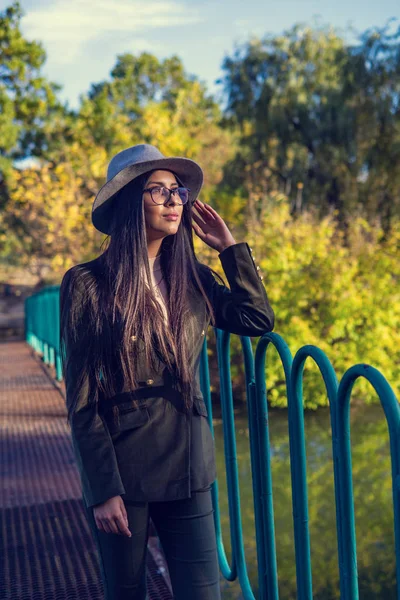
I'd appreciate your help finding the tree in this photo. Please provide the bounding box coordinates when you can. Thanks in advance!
[0,2,62,175]
[1,162,100,280]
[49,52,236,202]
[217,22,400,234]
[352,22,400,235]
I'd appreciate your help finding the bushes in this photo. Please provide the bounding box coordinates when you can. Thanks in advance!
[195,193,400,409]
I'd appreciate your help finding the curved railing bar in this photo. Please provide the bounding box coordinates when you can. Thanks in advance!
[199,335,236,580]
[240,335,272,600]
[216,327,255,598]
[254,332,295,599]
[336,364,400,600]
[291,345,345,599]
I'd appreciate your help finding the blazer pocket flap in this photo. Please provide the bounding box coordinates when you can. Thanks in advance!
[108,407,150,433]
[193,396,208,417]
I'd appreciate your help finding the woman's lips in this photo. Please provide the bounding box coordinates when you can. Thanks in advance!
[163,215,179,221]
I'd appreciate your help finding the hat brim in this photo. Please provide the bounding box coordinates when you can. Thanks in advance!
[92,156,203,235]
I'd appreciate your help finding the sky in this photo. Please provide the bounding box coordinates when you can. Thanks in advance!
[2,0,399,109]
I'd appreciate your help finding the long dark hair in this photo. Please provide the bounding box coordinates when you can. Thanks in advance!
[60,169,223,425]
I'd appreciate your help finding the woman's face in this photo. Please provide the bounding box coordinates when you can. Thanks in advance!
[142,170,184,241]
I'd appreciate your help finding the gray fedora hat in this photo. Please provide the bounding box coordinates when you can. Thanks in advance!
[92,143,204,234]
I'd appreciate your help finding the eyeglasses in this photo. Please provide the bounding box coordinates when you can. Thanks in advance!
[143,186,191,205]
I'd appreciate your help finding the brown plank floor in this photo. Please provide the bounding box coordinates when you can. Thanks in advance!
[0,341,173,600]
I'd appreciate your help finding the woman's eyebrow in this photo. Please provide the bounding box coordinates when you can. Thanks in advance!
[147,181,179,186]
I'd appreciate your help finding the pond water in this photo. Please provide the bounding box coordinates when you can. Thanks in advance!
[212,403,396,599]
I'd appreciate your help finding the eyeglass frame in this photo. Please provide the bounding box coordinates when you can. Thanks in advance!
[142,185,192,206]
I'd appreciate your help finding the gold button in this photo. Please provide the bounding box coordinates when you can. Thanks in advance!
[131,335,137,341]
[146,379,154,385]
[201,329,205,335]
[256,266,260,271]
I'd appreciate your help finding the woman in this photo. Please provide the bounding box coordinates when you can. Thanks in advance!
[59,144,275,600]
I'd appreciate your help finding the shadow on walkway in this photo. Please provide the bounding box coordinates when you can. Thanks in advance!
[0,341,173,600]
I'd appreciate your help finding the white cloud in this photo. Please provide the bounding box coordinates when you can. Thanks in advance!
[22,0,203,63]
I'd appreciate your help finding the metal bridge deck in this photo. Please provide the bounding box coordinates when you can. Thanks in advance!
[0,340,173,600]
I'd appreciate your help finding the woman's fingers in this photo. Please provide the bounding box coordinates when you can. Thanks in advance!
[192,212,210,233]
[115,515,132,537]
[92,496,132,537]
[95,514,131,537]
[120,500,128,525]
[193,200,210,216]
[191,211,206,225]
[192,210,218,234]
[194,200,216,221]
[196,205,215,221]
[192,222,206,238]
[108,519,119,535]
[100,518,112,534]
[95,517,104,532]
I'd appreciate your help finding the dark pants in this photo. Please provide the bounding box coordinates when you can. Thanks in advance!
[83,486,222,600]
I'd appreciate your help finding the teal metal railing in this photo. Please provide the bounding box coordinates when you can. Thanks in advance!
[25,286,400,599]
[25,285,63,380]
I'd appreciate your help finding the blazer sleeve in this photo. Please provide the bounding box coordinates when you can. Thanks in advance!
[59,268,126,508]
[200,242,275,336]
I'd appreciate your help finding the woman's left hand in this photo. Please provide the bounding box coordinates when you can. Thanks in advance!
[192,199,237,253]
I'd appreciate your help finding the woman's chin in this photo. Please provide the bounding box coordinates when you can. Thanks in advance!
[161,222,180,233]
[147,221,181,238]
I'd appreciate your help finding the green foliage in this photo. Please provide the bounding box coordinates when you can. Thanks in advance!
[67,51,235,183]
[218,22,400,232]
[203,193,400,409]
[0,163,99,278]
[0,2,62,170]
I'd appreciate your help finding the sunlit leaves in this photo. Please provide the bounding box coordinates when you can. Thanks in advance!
[0,2,61,167]
[203,194,400,409]
[2,162,100,278]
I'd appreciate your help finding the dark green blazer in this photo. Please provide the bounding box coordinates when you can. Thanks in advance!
[60,242,274,508]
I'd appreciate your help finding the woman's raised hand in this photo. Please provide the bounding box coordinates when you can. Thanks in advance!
[93,495,132,537]
[192,199,236,253]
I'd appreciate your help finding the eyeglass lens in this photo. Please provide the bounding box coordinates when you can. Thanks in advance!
[151,187,189,204]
